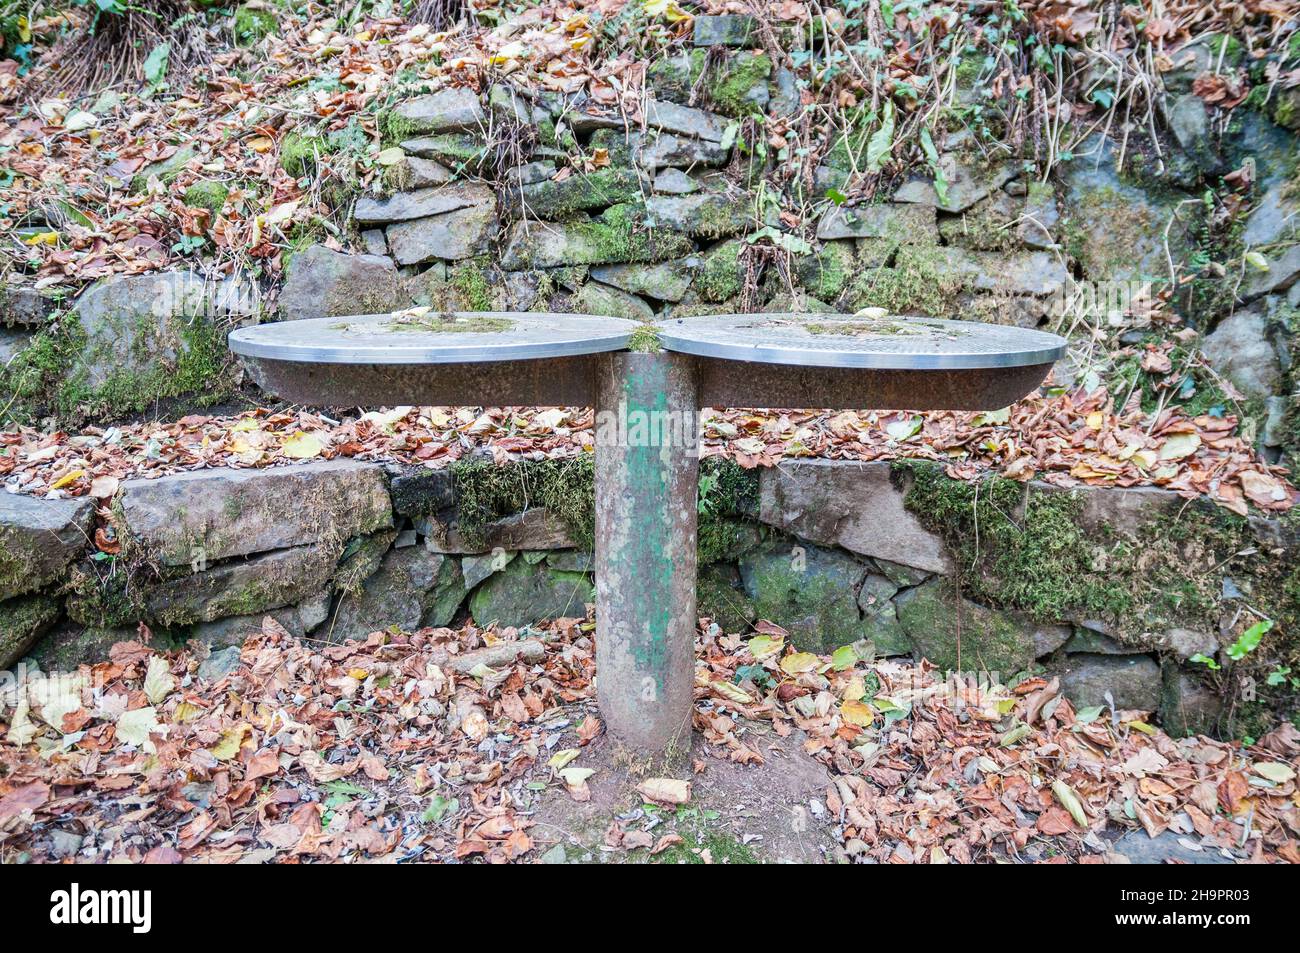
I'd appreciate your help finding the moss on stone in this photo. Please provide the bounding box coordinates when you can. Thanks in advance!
[183,180,230,216]
[405,133,489,173]
[646,49,770,118]
[584,203,695,265]
[937,198,1019,251]
[0,592,60,668]
[446,456,761,566]
[65,558,149,629]
[845,242,961,315]
[514,167,643,220]
[794,241,855,301]
[695,240,744,302]
[54,310,235,422]
[451,455,596,552]
[696,565,757,633]
[626,324,661,352]
[698,516,761,566]
[699,456,759,518]
[705,51,772,118]
[0,315,76,425]
[1274,89,1299,130]
[233,3,277,45]
[741,542,868,653]
[897,577,1034,674]
[280,132,328,179]
[449,260,496,312]
[378,109,417,149]
[898,461,1299,677]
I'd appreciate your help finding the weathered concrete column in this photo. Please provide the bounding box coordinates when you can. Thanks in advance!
[594,350,699,768]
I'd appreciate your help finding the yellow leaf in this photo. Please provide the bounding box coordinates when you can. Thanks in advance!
[50,469,85,490]
[831,644,859,671]
[1131,448,1158,469]
[115,707,161,749]
[636,777,691,805]
[644,0,694,22]
[559,767,594,788]
[711,680,754,704]
[348,668,368,681]
[841,699,874,727]
[1127,720,1156,735]
[280,431,323,459]
[264,200,300,227]
[1086,411,1104,429]
[24,231,58,246]
[249,136,275,153]
[210,724,249,761]
[547,748,580,771]
[779,651,819,675]
[173,701,203,723]
[843,673,866,702]
[746,634,783,660]
[1159,432,1200,462]
[1254,762,1296,784]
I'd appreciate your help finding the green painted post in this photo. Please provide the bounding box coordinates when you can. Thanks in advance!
[594,350,699,768]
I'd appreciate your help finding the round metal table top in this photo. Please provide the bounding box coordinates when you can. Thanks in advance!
[228,311,641,364]
[655,313,1067,370]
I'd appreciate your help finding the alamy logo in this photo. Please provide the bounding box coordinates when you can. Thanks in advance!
[49,883,152,934]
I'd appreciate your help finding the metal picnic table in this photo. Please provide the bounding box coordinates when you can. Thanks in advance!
[229,310,1066,768]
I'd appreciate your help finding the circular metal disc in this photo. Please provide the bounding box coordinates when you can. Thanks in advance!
[656,313,1067,370]
[228,312,641,364]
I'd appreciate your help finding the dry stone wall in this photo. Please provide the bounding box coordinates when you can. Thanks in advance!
[2,457,1294,740]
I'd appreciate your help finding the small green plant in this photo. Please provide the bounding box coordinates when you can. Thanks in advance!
[1227,619,1272,661]
[734,663,773,691]
[1266,666,1299,691]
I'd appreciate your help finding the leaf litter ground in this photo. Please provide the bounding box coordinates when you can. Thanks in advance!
[1,613,1297,864]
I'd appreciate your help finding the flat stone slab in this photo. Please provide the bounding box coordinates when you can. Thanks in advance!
[117,460,392,566]
[0,493,95,601]
[229,312,640,364]
[759,460,951,574]
[656,313,1066,370]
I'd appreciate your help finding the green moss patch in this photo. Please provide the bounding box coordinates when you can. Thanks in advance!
[0,592,60,669]
[280,132,328,179]
[627,324,661,352]
[233,3,277,45]
[845,243,962,315]
[384,311,513,333]
[695,240,744,302]
[898,460,1299,660]
[183,180,230,215]
[451,455,596,551]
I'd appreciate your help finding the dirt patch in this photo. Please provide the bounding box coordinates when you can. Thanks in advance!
[529,719,838,864]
